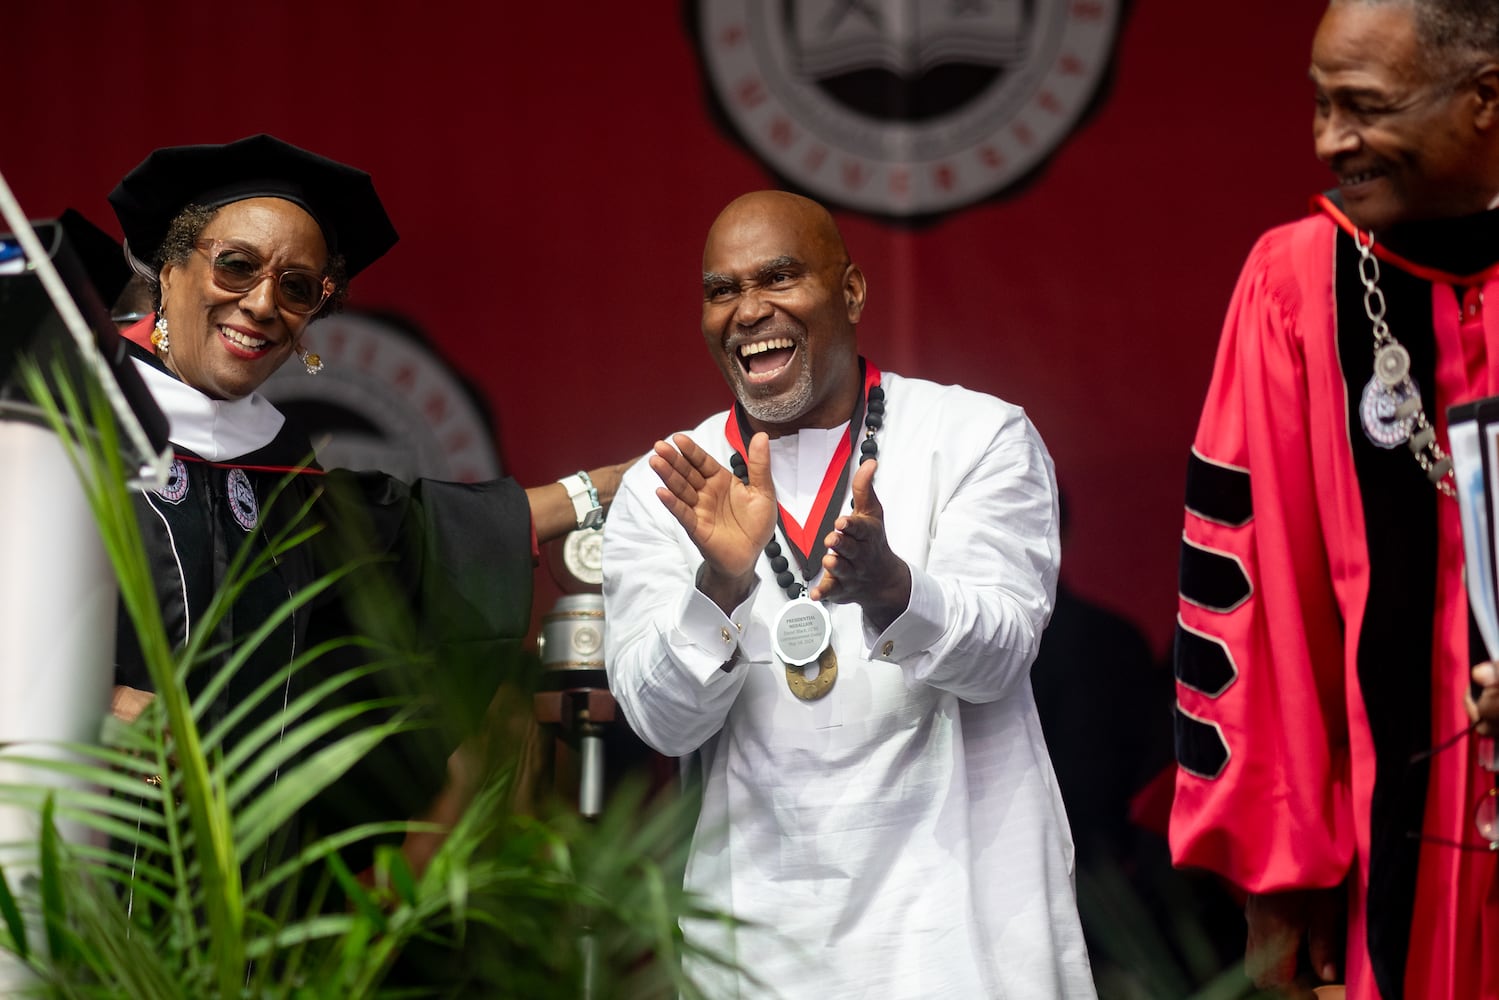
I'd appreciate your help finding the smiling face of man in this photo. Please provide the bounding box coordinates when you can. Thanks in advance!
[700,191,866,437]
[1312,1,1499,233]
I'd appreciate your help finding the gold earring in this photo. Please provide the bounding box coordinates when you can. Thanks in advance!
[150,315,170,354]
[301,348,324,375]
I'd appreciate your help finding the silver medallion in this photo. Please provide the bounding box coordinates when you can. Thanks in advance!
[1359,375,1422,450]
[771,596,831,666]
[561,528,605,587]
[1373,343,1411,387]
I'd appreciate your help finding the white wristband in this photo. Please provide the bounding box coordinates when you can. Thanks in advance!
[558,470,603,530]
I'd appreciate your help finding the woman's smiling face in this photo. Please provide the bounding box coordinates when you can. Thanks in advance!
[156,197,328,400]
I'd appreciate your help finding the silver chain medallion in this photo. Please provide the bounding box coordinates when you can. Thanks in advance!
[1373,342,1411,386]
[1359,373,1421,449]
[1352,231,1455,496]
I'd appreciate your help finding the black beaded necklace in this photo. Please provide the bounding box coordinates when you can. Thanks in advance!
[728,373,885,599]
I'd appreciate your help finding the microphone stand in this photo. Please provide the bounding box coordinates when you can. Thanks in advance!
[533,587,614,997]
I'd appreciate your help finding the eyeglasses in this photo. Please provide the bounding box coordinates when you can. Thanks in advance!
[1472,735,1499,850]
[1408,723,1499,852]
[193,240,332,316]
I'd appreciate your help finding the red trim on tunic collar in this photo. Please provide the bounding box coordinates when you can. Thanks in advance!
[723,361,882,560]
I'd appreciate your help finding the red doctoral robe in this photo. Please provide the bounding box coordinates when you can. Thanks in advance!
[1172,195,1499,999]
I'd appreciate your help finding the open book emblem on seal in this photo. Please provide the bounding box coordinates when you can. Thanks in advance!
[691,0,1123,218]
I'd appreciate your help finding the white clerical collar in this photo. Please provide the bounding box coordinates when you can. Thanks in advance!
[768,422,850,525]
[132,357,286,461]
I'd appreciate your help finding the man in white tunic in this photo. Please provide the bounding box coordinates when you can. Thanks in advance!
[603,190,1095,999]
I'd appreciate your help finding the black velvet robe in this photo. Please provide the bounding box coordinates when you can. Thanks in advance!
[115,342,533,869]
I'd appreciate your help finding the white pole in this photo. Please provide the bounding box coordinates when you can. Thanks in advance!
[0,420,116,986]
[0,165,162,986]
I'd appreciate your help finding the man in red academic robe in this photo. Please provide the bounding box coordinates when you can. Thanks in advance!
[1171,2,1499,998]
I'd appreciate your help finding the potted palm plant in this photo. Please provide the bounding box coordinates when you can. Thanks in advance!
[0,361,728,999]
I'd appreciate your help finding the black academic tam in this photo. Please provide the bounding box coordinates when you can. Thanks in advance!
[108,133,398,278]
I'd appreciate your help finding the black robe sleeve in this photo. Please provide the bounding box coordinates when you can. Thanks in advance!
[303,471,535,836]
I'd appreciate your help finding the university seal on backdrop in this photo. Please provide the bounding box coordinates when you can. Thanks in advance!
[691,0,1122,218]
[260,311,501,483]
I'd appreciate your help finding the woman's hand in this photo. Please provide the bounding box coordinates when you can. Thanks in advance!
[111,685,156,725]
[586,457,638,512]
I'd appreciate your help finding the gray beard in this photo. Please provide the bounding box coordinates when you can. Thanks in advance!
[735,363,814,425]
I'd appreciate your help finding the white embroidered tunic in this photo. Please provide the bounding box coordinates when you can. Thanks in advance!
[604,372,1095,999]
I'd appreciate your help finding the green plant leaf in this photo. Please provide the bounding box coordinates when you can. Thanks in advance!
[37,795,72,967]
[5,354,746,998]
[231,720,413,857]
[0,862,28,962]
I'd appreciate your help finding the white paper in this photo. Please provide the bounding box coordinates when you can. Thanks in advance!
[1451,415,1499,659]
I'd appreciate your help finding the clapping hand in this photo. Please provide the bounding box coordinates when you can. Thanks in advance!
[651,432,776,611]
[808,459,911,632]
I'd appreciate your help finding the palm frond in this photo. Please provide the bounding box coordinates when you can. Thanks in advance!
[4,355,737,997]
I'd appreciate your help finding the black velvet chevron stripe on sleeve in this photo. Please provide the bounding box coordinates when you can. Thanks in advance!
[1179,539,1252,613]
[1185,450,1253,527]
[1173,705,1230,779]
[1174,622,1239,697]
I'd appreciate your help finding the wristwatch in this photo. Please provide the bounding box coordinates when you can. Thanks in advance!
[558,470,604,530]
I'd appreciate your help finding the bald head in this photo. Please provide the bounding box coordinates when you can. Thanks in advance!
[703,191,851,278]
[699,191,867,435]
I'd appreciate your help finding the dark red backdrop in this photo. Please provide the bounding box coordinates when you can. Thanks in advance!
[7,2,1330,653]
